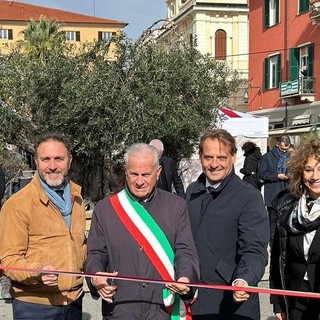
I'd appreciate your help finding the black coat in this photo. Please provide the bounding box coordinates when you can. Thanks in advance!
[240,147,262,189]
[269,190,320,314]
[85,189,199,319]
[0,167,5,201]
[158,155,185,198]
[186,171,269,319]
[258,149,288,206]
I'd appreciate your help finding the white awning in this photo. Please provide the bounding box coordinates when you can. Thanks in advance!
[286,126,316,134]
[269,117,285,124]
[269,125,319,136]
[269,129,286,136]
[291,114,311,126]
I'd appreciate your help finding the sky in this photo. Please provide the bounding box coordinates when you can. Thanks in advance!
[19,0,168,40]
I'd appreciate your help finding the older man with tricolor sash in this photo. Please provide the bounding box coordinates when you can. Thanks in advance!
[85,143,199,320]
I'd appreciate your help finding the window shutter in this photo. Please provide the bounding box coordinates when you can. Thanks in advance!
[8,29,13,40]
[215,29,227,60]
[308,43,314,77]
[76,31,80,42]
[289,48,299,80]
[98,31,102,41]
[264,58,270,90]
[299,0,309,13]
[275,0,279,24]
[276,53,281,87]
[189,34,193,47]
[264,0,270,28]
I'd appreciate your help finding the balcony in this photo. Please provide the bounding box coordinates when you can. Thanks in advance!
[280,77,316,102]
[310,0,320,24]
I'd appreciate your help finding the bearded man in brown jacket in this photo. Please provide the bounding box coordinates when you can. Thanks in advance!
[0,132,86,320]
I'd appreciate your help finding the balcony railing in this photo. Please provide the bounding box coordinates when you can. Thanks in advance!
[280,77,315,98]
[310,0,320,22]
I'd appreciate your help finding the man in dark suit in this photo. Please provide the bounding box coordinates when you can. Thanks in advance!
[149,139,185,198]
[186,129,269,320]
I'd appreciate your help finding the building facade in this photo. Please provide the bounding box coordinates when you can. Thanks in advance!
[248,0,320,142]
[160,0,249,110]
[0,0,127,57]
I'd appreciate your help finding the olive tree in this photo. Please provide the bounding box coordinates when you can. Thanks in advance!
[0,33,243,200]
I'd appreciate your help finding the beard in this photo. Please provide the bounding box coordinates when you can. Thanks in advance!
[40,172,65,189]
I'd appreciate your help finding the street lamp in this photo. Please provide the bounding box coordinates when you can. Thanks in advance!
[243,88,249,104]
[243,86,261,104]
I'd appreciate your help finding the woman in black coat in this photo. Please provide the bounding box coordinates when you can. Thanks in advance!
[240,141,263,190]
[270,137,320,320]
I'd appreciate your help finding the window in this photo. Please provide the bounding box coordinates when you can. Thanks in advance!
[0,29,13,40]
[189,33,197,47]
[264,0,279,28]
[299,0,309,14]
[65,31,80,42]
[215,29,227,60]
[98,31,116,41]
[289,44,314,79]
[264,54,281,89]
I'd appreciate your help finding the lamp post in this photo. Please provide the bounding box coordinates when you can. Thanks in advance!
[284,101,288,128]
[243,86,261,105]
[243,88,249,104]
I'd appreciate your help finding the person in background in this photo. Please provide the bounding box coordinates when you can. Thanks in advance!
[240,141,263,190]
[269,137,320,320]
[0,132,86,320]
[0,166,4,203]
[259,135,291,244]
[85,143,199,320]
[186,129,269,320]
[0,165,11,301]
[149,139,185,198]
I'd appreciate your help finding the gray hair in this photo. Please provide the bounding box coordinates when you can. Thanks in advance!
[124,143,159,167]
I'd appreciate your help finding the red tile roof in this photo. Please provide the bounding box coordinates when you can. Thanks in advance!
[0,0,128,26]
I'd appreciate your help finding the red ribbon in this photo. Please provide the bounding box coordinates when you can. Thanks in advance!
[1,264,320,299]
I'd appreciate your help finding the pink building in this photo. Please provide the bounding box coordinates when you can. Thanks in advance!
[248,0,320,140]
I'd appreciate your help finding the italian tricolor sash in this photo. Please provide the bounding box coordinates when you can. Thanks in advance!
[110,189,192,320]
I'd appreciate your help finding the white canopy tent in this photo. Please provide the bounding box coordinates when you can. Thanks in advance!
[218,107,269,176]
[180,107,269,187]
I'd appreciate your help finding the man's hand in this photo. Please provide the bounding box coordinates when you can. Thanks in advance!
[232,279,250,303]
[278,173,289,181]
[91,271,118,303]
[41,265,58,287]
[275,312,287,320]
[166,277,190,295]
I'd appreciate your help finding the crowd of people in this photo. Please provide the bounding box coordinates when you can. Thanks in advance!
[0,130,319,320]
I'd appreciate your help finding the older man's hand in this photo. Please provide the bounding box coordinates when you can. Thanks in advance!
[166,277,190,295]
[91,271,118,303]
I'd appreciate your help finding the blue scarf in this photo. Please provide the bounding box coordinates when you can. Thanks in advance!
[272,145,289,174]
[37,172,72,228]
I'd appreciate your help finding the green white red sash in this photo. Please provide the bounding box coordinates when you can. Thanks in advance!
[110,189,191,320]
